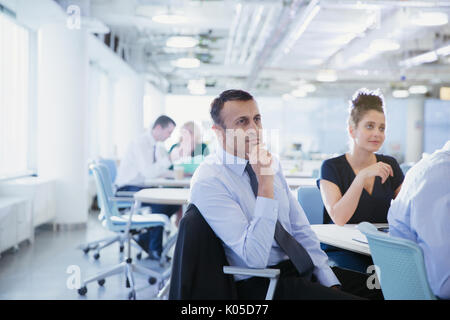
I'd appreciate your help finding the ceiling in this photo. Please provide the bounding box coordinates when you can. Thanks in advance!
[56,0,450,98]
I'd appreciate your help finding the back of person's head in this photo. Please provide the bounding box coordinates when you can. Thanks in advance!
[210,89,254,128]
[348,88,385,129]
[153,115,176,129]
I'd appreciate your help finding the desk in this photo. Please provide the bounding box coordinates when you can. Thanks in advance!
[286,177,317,189]
[283,171,314,178]
[133,187,190,284]
[310,224,387,256]
[133,188,190,206]
[144,178,191,188]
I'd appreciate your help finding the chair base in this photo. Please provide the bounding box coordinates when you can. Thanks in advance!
[78,258,165,299]
[79,234,143,260]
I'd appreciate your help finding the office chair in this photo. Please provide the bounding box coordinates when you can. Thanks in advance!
[297,186,371,273]
[297,186,324,225]
[358,222,437,300]
[168,204,280,300]
[78,163,171,299]
[80,160,141,260]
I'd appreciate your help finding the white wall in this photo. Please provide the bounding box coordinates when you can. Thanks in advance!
[37,24,89,224]
[112,75,145,158]
[163,93,429,164]
[143,82,166,130]
[4,0,156,224]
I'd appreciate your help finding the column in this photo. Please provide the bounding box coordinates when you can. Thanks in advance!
[405,98,425,163]
[36,23,89,225]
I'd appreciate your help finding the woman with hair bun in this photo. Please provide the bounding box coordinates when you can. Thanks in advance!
[317,88,404,275]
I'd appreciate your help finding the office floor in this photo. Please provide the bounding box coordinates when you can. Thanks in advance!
[0,210,168,300]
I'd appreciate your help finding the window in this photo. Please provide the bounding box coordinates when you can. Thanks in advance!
[0,12,31,179]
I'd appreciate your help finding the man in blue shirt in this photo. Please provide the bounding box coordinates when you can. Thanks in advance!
[189,89,380,299]
[388,140,450,299]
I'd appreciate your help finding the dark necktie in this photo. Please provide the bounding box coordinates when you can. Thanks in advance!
[245,162,314,279]
[152,144,157,163]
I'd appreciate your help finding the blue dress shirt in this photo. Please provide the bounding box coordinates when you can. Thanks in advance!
[189,147,340,286]
[388,141,450,299]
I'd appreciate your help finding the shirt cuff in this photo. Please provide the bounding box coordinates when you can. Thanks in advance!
[254,196,278,222]
[314,266,341,288]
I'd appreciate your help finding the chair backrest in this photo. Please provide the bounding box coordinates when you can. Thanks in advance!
[89,163,121,229]
[297,186,324,224]
[169,204,237,300]
[358,222,437,300]
[97,158,118,184]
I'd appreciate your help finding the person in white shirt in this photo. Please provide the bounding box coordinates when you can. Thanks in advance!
[388,140,450,299]
[115,115,175,186]
[116,115,180,260]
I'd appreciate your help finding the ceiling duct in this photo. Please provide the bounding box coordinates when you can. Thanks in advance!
[245,0,309,89]
[326,7,444,70]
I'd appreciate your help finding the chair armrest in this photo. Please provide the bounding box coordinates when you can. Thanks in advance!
[223,266,280,300]
[223,266,280,279]
[115,191,136,197]
[109,196,134,202]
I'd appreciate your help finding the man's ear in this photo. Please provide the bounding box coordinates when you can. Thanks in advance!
[212,124,225,143]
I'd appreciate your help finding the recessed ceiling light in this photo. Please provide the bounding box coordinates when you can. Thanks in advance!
[392,89,409,98]
[291,88,307,97]
[152,13,188,24]
[409,85,428,94]
[166,36,198,48]
[370,39,400,52]
[171,57,200,69]
[316,70,337,82]
[410,11,448,27]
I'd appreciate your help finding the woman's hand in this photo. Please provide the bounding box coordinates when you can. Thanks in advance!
[358,161,394,184]
[170,146,183,162]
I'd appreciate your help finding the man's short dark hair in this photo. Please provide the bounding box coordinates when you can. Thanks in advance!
[210,89,254,128]
[153,115,176,129]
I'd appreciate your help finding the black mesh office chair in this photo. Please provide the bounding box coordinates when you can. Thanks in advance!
[168,204,280,300]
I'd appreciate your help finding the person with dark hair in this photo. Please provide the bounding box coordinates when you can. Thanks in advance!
[115,115,179,260]
[317,88,404,274]
[188,89,380,300]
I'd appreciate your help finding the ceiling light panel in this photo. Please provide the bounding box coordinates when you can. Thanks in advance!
[166,36,198,48]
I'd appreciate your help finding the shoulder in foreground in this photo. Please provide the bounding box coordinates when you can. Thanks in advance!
[191,154,222,184]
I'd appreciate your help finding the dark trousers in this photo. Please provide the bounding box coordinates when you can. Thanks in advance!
[116,185,180,254]
[235,260,383,300]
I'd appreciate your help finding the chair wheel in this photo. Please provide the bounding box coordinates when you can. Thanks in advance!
[82,247,90,254]
[98,279,105,286]
[128,291,136,300]
[136,253,142,260]
[78,286,87,295]
[149,277,157,285]
[93,253,100,260]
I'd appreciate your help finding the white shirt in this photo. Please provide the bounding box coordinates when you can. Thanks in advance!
[388,140,450,299]
[115,131,171,187]
[189,147,340,286]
